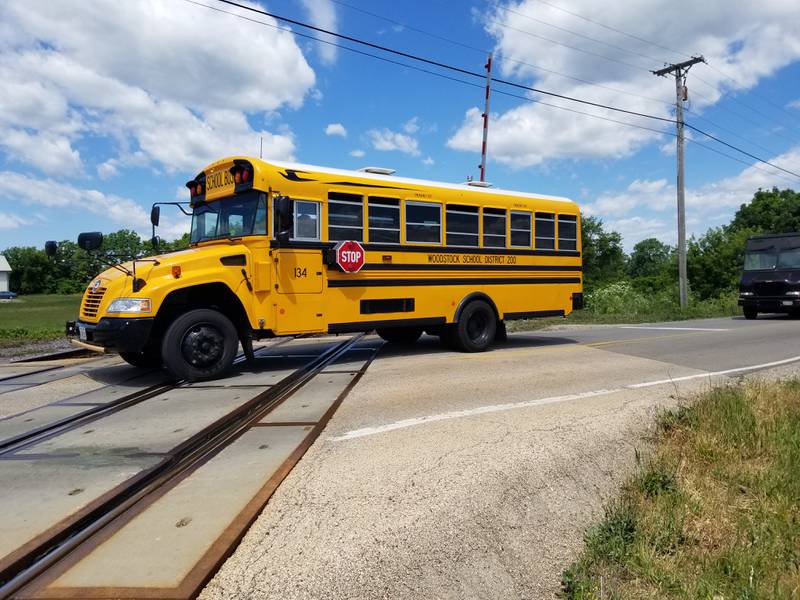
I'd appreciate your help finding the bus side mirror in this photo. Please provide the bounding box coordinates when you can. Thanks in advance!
[150,205,161,227]
[274,196,293,243]
[77,231,104,252]
[44,241,58,257]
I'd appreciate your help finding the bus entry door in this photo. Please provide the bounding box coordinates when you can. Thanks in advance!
[274,250,324,333]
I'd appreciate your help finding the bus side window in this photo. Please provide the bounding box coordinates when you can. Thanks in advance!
[294,200,320,240]
[558,214,578,250]
[328,192,363,241]
[368,197,400,244]
[483,208,506,248]
[406,201,441,244]
[535,212,555,249]
[510,211,532,248]
[446,205,479,247]
[254,193,267,235]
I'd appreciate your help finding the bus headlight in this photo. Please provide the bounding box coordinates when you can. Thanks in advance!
[107,298,152,313]
[786,291,800,296]
[739,291,754,296]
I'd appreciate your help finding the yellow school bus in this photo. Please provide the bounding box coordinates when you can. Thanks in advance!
[65,157,582,381]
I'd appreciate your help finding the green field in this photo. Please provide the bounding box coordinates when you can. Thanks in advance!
[0,294,81,347]
[562,379,800,599]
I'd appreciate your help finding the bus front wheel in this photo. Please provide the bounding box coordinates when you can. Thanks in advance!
[161,309,238,382]
[376,327,423,344]
[743,307,758,320]
[446,300,497,352]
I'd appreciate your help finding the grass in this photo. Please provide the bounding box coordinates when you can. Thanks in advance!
[0,294,81,347]
[561,379,800,599]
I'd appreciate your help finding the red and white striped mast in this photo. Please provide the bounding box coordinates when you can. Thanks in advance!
[479,53,493,182]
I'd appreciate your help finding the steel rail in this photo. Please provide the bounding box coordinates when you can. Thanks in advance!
[0,333,362,599]
[0,337,299,453]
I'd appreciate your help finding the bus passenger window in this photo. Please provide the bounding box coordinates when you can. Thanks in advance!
[446,205,479,247]
[328,192,363,241]
[483,208,506,248]
[406,201,441,244]
[535,213,555,249]
[368,197,400,244]
[294,200,320,240]
[510,211,531,248]
[558,214,578,251]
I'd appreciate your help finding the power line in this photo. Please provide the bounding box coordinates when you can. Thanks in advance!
[687,138,800,186]
[187,0,800,182]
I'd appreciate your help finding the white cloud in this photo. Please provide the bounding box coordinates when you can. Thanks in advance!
[367,128,421,156]
[325,123,347,137]
[0,0,314,176]
[349,149,366,158]
[0,211,32,230]
[0,171,149,228]
[403,117,420,134]
[300,0,338,65]
[422,156,435,166]
[788,99,800,109]
[448,0,800,167]
[586,145,800,248]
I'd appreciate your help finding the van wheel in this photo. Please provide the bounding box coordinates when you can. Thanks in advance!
[446,300,496,352]
[119,350,161,369]
[743,307,758,320]
[161,309,238,381]
[376,327,423,344]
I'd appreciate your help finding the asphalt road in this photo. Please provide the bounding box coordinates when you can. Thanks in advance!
[200,315,800,600]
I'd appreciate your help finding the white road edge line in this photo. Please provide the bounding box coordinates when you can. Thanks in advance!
[618,326,729,331]
[331,355,800,442]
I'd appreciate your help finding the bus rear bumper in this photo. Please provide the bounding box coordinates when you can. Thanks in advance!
[66,317,155,353]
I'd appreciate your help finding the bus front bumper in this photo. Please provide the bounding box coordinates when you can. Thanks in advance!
[66,317,155,353]
[738,296,800,312]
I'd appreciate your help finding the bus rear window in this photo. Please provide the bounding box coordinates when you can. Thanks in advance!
[558,214,578,251]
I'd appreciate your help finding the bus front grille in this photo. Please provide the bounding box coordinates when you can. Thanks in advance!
[755,281,787,297]
[81,288,107,319]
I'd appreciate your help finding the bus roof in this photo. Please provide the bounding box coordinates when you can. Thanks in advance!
[265,159,576,205]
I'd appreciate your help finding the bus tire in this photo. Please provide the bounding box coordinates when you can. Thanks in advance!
[376,327,423,344]
[161,309,238,382]
[743,307,758,320]
[119,350,162,369]
[447,300,496,352]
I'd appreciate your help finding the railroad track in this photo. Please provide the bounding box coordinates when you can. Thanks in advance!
[0,333,373,600]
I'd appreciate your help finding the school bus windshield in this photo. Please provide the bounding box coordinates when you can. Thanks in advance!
[190,191,267,243]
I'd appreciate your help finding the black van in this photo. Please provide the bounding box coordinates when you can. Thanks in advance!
[739,233,800,319]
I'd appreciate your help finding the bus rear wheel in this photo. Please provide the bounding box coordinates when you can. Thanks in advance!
[446,300,496,352]
[743,307,758,320]
[161,309,238,382]
[376,327,423,344]
[119,349,162,369]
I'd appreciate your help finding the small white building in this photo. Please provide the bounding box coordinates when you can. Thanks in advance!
[0,255,11,293]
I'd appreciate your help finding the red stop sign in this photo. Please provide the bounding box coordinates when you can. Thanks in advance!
[334,240,366,273]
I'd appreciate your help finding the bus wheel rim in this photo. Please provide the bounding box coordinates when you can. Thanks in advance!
[181,323,225,367]
[466,311,488,343]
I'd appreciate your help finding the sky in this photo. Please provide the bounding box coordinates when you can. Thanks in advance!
[1,0,799,250]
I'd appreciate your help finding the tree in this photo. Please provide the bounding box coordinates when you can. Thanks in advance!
[581,215,627,289]
[687,226,756,300]
[628,238,673,278]
[729,188,800,233]
[4,247,57,294]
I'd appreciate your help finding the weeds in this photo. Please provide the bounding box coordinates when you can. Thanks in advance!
[561,379,800,599]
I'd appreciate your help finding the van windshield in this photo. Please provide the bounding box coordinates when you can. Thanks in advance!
[190,191,267,243]
[744,248,800,271]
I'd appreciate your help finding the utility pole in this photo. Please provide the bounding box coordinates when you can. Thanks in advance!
[652,55,705,309]
[479,53,493,182]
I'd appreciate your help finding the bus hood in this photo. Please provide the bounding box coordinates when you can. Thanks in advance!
[90,245,250,294]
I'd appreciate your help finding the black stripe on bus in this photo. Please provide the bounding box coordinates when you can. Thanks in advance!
[270,240,580,257]
[361,263,582,271]
[504,309,565,320]
[328,277,581,288]
[328,316,446,334]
